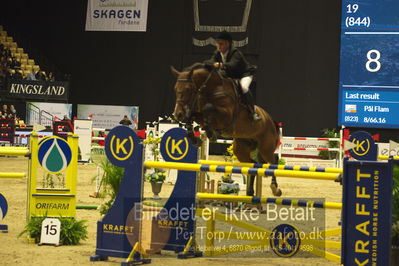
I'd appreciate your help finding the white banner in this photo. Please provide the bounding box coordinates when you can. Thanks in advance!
[377,143,399,157]
[280,139,329,156]
[85,0,149,32]
[74,120,93,162]
[26,102,72,125]
[77,104,139,130]
[158,123,179,138]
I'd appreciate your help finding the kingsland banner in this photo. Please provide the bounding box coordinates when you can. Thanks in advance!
[85,0,148,31]
[7,80,69,101]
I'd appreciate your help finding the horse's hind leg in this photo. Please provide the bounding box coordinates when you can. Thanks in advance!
[257,138,282,197]
[233,139,256,196]
[269,175,282,196]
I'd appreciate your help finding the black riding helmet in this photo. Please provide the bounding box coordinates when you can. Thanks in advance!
[215,31,233,44]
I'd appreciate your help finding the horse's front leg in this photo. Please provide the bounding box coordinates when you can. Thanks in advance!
[233,139,256,196]
[202,103,219,142]
[185,122,202,147]
[257,134,282,197]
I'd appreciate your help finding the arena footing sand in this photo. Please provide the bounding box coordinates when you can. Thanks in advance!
[0,156,340,265]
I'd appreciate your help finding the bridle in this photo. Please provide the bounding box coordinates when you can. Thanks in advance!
[175,68,240,134]
[175,68,215,122]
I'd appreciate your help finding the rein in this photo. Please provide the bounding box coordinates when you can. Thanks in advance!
[176,68,241,135]
[177,68,216,122]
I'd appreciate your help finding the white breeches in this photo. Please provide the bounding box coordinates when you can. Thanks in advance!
[240,75,253,94]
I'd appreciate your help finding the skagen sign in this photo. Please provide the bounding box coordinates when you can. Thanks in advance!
[7,80,69,100]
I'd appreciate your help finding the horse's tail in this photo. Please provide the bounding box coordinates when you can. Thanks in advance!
[273,121,282,164]
[273,121,282,147]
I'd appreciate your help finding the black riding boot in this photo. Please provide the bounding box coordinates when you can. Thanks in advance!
[242,91,261,122]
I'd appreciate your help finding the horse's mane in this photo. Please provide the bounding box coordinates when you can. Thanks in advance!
[183,62,212,72]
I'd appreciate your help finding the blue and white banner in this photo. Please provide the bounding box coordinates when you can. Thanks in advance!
[85,0,148,31]
[77,104,139,130]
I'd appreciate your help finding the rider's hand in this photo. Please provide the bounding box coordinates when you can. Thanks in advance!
[213,62,222,68]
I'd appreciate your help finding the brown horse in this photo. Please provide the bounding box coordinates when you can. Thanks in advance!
[170,65,282,196]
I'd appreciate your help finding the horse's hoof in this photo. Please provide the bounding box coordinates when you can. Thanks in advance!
[270,184,282,197]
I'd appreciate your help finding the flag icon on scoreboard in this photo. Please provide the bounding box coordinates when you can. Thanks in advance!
[345,104,357,113]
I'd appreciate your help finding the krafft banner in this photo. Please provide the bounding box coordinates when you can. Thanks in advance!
[7,80,69,101]
[85,0,148,31]
[341,159,393,265]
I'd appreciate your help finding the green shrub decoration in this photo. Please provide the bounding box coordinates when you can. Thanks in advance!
[143,136,162,161]
[19,217,88,245]
[145,169,166,183]
[221,175,234,183]
[19,216,43,243]
[99,159,124,197]
[96,159,124,216]
[218,183,239,194]
[60,218,89,245]
[278,158,286,165]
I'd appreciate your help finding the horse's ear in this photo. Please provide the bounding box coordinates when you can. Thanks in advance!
[170,66,180,77]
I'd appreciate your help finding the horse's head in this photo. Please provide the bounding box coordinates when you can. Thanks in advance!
[170,66,197,122]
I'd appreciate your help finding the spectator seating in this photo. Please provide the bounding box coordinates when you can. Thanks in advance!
[0,25,44,80]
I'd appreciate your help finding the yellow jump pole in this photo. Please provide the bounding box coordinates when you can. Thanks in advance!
[143,161,341,181]
[198,159,343,173]
[197,192,342,210]
[0,146,30,149]
[27,132,39,222]
[0,172,26,178]
[0,147,29,179]
[0,148,30,156]
[66,133,79,202]
[378,155,399,160]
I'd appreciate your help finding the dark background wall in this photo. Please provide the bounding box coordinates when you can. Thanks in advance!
[2,0,345,137]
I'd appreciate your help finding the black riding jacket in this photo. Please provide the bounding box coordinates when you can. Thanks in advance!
[204,48,256,79]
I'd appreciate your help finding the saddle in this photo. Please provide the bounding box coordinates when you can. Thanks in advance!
[229,78,249,108]
[231,79,243,95]
[201,66,251,112]
[227,78,257,116]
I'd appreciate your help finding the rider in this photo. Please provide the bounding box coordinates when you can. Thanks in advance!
[204,31,261,122]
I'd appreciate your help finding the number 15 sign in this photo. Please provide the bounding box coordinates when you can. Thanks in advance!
[338,0,399,129]
[39,218,61,246]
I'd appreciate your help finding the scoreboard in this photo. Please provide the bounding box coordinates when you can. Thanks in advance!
[338,0,399,128]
